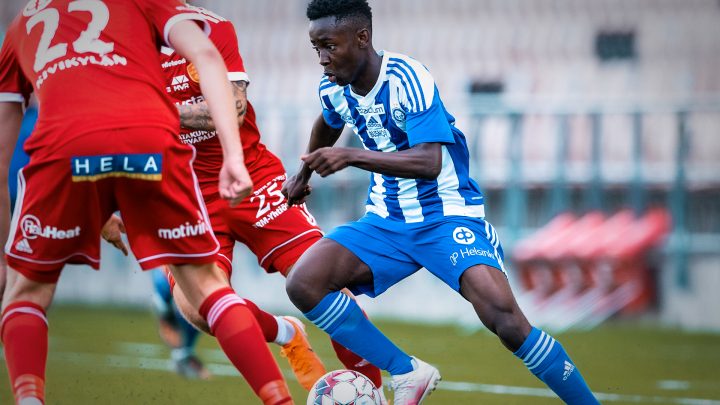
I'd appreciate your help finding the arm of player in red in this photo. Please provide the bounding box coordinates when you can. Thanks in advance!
[100,214,128,256]
[167,20,252,206]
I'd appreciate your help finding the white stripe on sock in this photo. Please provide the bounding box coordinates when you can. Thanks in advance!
[318,294,351,331]
[528,339,556,371]
[523,332,547,363]
[207,295,245,330]
[2,307,48,327]
[525,334,551,366]
[313,293,347,329]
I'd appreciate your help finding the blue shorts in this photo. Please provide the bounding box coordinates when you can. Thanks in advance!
[326,213,506,297]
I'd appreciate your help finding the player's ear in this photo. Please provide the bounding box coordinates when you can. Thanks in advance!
[356,27,370,49]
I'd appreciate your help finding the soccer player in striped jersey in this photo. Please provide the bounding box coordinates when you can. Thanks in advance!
[284,0,600,404]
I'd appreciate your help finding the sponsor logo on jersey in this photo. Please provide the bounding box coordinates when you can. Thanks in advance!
[20,214,81,240]
[167,75,190,92]
[70,153,162,182]
[365,115,390,139]
[452,226,476,245]
[158,218,209,240]
[176,95,205,105]
[356,104,385,115]
[186,63,200,83]
[161,58,187,69]
[449,247,495,266]
[179,130,216,145]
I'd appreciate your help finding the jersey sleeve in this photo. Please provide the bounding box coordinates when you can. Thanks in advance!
[0,35,32,104]
[391,58,454,146]
[144,0,210,48]
[210,22,248,83]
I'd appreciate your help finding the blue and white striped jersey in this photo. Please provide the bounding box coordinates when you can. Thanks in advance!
[318,50,484,223]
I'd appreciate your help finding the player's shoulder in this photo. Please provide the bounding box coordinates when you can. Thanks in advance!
[181,4,234,33]
[385,51,433,84]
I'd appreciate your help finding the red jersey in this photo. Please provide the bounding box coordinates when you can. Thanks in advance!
[0,0,208,157]
[158,6,277,196]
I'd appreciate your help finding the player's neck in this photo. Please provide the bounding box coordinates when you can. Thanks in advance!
[350,50,382,96]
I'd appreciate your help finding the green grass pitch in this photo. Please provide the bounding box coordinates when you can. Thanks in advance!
[1,305,718,404]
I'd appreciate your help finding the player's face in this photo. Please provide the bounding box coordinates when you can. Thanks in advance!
[309,17,364,87]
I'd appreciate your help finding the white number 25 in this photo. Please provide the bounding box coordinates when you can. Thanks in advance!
[26,0,114,72]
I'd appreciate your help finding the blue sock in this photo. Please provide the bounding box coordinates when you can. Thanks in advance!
[305,291,413,375]
[514,327,600,404]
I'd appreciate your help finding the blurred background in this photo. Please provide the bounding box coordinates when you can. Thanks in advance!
[2,0,719,403]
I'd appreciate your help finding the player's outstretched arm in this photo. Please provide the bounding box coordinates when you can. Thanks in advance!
[283,114,343,206]
[167,20,252,205]
[302,142,442,180]
[177,80,248,131]
[0,102,23,302]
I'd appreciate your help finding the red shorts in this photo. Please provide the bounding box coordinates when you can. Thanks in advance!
[4,127,219,283]
[209,172,323,276]
[166,172,323,290]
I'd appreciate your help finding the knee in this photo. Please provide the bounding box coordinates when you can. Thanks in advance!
[492,311,531,351]
[285,266,322,312]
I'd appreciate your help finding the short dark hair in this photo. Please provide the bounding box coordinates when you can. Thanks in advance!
[306,0,372,30]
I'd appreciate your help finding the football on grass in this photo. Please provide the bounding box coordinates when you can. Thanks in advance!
[306,369,382,405]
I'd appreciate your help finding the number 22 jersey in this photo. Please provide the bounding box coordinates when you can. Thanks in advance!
[0,0,207,156]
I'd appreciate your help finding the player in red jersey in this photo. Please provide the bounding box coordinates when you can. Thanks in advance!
[101,4,385,396]
[0,1,293,404]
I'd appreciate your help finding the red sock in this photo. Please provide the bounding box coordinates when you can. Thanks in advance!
[242,299,280,343]
[331,339,383,388]
[2,302,49,404]
[199,288,292,405]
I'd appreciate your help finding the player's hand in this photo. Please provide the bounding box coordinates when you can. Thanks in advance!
[301,147,350,178]
[282,174,312,207]
[219,156,253,206]
[101,214,128,256]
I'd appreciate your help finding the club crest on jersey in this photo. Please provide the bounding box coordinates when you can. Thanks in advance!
[23,0,52,17]
[70,153,162,182]
[186,63,200,83]
[392,107,406,123]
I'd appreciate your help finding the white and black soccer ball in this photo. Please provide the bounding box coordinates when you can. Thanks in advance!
[306,369,382,405]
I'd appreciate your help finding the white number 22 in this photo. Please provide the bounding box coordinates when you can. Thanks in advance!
[26,0,114,72]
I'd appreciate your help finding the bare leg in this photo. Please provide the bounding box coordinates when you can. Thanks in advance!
[459,264,531,351]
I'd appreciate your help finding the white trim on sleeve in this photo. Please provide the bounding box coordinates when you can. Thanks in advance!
[163,14,211,48]
[227,72,249,82]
